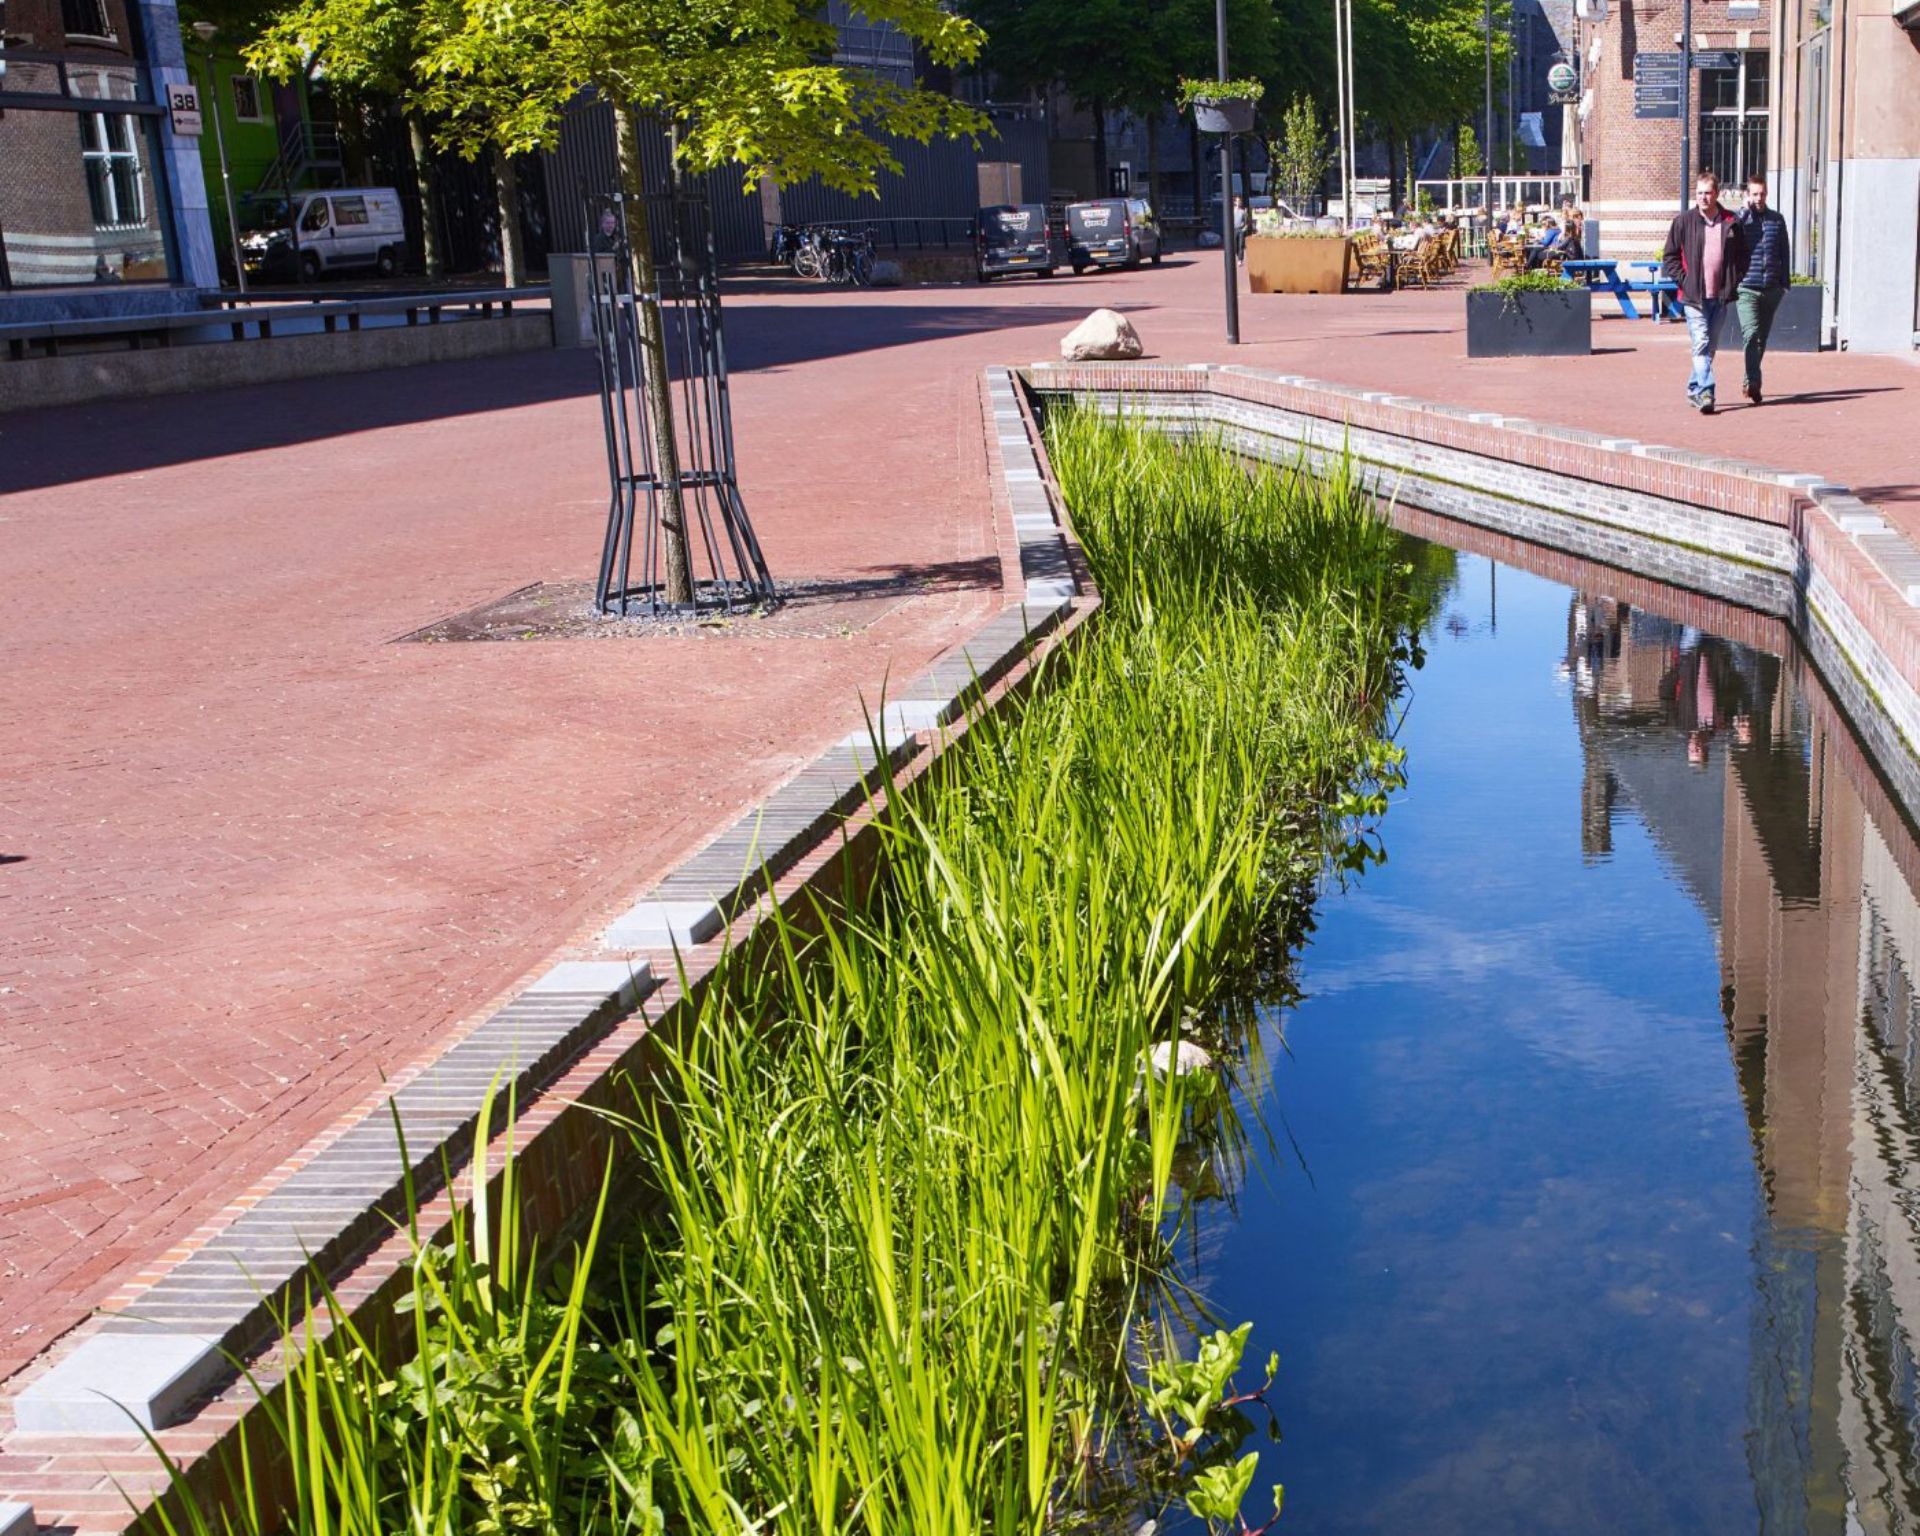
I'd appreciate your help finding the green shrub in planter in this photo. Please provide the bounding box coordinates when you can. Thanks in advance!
[1466,272,1591,357]
[1178,76,1264,135]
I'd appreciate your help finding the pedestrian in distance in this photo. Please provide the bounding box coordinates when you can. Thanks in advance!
[1735,172,1792,405]
[1232,196,1249,263]
[1662,168,1748,415]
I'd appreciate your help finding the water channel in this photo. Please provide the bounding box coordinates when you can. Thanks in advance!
[1195,518,1920,1534]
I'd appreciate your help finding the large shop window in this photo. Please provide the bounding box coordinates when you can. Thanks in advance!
[1699,51,1770,188]
[0,101,172,287]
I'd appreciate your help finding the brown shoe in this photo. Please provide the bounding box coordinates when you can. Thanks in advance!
[1742,380,1762,405]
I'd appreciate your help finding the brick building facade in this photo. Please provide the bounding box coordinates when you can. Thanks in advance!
[1579,0,1777,259]
[0,0,216,320]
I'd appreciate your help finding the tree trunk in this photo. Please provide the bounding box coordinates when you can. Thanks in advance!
[405,116,444,280]
[614,107,693,606]
[1146,111,1161,215]
[1091,97,1108,195]
[492,147,525,286]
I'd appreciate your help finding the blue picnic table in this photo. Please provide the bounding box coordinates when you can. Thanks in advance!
[1561,258,1681,321]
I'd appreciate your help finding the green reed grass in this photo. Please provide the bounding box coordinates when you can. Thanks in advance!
[147,409,1434,1536]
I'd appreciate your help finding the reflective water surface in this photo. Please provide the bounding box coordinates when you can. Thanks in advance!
[1211,527,1920,1534]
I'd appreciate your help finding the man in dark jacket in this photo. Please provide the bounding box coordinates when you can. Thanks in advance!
[1736,172,1792,404]
[1662,169,1748,414]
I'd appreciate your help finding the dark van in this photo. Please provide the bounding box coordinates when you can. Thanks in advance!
[975,204,1060,281]
[1065,198,1163,273]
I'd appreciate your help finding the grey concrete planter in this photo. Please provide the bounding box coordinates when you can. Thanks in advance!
[1192,98,1257,135]
[1717,284,1825,352]
[1466,288,1592,357]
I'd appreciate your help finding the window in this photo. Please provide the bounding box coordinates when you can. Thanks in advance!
[79,111,144,226]
[230,74,263,122]
[300,197,330,233]
[60,0,113,37]
[1699,50,1770,188]
[332,195,368,227]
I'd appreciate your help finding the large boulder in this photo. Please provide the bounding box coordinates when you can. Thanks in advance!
[868,259,905,288]
[1060,308,1144,362]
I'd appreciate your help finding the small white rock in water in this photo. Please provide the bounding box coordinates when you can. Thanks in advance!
[1148,1039,1214,1079]
[869,259,905,288]
[1059,308,1144,362]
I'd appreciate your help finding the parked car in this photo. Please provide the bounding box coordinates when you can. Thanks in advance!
[240,188,408,283]
[974,204,1062,281]
[1064,198,1163,273]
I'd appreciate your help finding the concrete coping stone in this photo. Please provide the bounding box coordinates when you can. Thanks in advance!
[1026,577,1077,604]
[13,1330,225,1433]
[0,1503,35,1536]
[600,899,724,952]
[1837,512,1889,536]
[520,960,655,1010]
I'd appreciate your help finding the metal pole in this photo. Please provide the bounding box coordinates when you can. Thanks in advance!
[1484,0,1494,232]
[1217,0,1238,344]
[1334,0,1350,224]
[1343,0,1358,220]
[1679,0,1694,206]
[195,28,246,294]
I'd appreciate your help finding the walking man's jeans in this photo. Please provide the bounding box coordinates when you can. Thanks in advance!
[1737,284,1786,393]
[1683,299,1725,402]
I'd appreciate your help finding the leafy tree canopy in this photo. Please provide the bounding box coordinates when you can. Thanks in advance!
[249,0,988,192]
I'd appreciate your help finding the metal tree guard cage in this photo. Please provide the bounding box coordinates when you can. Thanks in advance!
[584,188,775,616]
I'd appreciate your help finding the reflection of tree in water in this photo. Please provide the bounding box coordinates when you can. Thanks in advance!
[1562,586,1920,1533]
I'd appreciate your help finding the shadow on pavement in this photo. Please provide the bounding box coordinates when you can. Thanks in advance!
[723,297,1124,373]
[0,346,604,495]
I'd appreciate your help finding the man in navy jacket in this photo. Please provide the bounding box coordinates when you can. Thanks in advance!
[1736,172,1793,404]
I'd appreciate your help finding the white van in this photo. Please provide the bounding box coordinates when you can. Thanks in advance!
[241,188,408,282]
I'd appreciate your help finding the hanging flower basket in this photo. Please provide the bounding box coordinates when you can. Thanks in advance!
[1177,78,1264,137]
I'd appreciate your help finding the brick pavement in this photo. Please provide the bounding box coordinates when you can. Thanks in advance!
[1,249,1915,1393]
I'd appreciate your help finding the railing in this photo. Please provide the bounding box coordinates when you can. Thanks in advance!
[253,118,344,196]
[786,217,976,252]
[1414,175,1580,213]
[2,284,549,360]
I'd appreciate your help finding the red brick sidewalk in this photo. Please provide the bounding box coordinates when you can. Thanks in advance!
[0,251,1914,1389]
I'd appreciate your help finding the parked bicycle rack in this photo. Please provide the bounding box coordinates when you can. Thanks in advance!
[583,188,775,617]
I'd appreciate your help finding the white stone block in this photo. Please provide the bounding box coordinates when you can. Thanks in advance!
[14,1332,223,1433]
[600,901,722,951]
[523,960,654,1007]
[880,700,949,736]
[1838,512,1888,536]
[0,1504,35,1536]
[1026,577,1077,603]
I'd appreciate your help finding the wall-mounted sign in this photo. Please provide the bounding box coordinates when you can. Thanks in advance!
[1633,51,1682,118]
[1691,49,1739,69]
[1547,61,1578,94]
[167,82,202,136]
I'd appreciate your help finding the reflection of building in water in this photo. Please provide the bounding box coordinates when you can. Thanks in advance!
[1567,591,1920,1532]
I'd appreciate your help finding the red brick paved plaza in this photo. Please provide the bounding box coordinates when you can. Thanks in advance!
[0,251,1914,1389]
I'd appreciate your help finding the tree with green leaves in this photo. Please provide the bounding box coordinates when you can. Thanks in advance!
[1456,120,1485,179]
[254,0,984,604]
[1266,94,1331,212]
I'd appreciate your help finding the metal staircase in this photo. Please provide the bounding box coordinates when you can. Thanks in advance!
[254,120,345,197]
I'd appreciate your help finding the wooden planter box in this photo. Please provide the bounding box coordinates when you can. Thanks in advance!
[1465,288,1592,357]
[1246,235,1351,295]
[1716,284,1825,352]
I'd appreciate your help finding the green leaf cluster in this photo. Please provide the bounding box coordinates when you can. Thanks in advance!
[247,0,989,191]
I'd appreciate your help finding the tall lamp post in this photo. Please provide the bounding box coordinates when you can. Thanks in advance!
[1483,0,1495,234]
[1215,0,1239,345]
[191,21,246,294]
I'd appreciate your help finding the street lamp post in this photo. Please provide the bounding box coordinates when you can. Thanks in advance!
[191,21,246,294]
[1216,0,1239,345]
[1484,0,1495,231]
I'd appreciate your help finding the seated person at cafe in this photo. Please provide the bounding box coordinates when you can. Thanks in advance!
[1525,215,1563,268]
